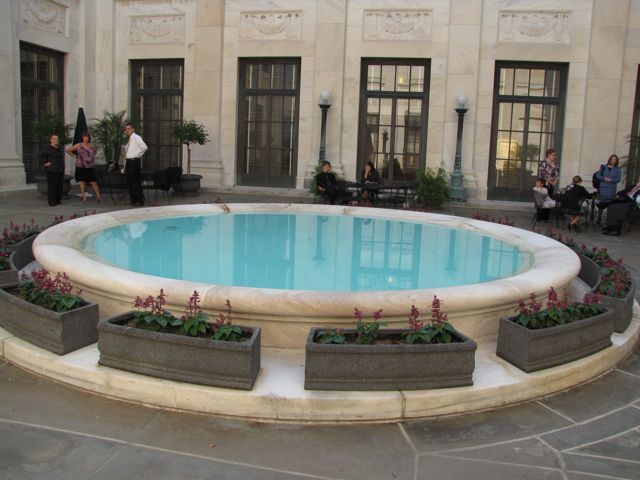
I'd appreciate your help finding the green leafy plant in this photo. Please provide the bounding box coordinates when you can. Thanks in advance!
[315,329,347,344]
[212,299,242,342]
[18,269,84,313]
[354,308,386,345]
[91,110,128,170]
[32,113,73,145]
[173,120,210,175]
[514,288,604,330]
[416,167,449,208]
[404,296,457,344]
[179,290,209,336]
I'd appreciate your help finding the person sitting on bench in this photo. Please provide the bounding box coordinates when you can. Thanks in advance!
[316,160,339,204]
[602,177,640,236]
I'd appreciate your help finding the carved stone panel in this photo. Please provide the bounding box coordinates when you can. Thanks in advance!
[499,11,570,44]
[240,12,302,40]
[129,15,185,45]
[363,10,432,41]
[20,0,67,35]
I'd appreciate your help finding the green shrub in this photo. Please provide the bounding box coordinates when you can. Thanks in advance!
[416,167,449,207]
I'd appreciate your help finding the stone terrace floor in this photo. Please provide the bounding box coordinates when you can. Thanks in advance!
[0,186,639,480]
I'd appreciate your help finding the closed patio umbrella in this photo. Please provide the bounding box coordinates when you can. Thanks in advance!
[72,107,89,145]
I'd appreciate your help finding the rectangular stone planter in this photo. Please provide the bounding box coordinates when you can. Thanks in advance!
[600,278,636,334]
[577,253,600,289]
[0,284,99,355]
[8,234,36,270]
[304,328,477,391]
[0,266,18,288]
[496,309,615,373]
[97,312,261,390]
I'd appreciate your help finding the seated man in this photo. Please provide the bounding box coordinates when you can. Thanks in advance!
[602,177,640,236]
[315,160,338,204]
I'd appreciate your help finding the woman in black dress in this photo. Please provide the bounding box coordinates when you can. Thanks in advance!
[360,161,381,204]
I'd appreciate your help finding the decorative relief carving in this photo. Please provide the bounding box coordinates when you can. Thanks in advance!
[499,11,570,44]
[240,12,302,40]
[363,10,432,41]
[20,0,67,35]
[129,15,185,44]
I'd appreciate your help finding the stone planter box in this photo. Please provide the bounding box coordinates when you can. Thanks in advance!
[0,266,18,288]
[35,174,73,197]
[304,328,477,391]
[0,284,99,355]
[577,253,600,289]
[7,234,37,270]
[577,253,635,334]
[97,312,261,390]
[600,278,636,334]
[173,173,202,197]
[496,309,615,373]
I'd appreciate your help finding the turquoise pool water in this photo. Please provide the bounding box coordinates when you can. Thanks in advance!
[86,213,532,292]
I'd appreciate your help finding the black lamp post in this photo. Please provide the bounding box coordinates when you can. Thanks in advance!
[450,93,468,202]
[318,90,331,164]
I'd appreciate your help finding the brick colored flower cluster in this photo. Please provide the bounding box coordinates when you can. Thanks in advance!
[18,268,84,313]
[514,287,603,330]
[1,219,41,247]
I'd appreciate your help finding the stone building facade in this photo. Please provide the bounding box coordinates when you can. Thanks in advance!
[1,0,639,201]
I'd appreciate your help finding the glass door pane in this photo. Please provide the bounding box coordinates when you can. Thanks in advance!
[237,59,300,188]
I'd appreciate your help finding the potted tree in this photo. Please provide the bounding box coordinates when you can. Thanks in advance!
[32,113,74,196]
[91,110,128,172]
[416,167,450,208]
[173,120,210,196]
[305,296,477,391]
[98,290,261,390]
[496,288,614,373]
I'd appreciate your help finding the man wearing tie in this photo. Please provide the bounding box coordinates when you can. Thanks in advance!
[602,177,640,236]
[123,123,148,207]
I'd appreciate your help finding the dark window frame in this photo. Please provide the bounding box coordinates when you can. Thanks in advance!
[236,57,301,188]
[357,58,430,183]
[488,61,568,201]
[19,42,65,183]
[627,65,640,187]
[130,58,184,172]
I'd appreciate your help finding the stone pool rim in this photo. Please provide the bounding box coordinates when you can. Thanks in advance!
[33,203,580,349]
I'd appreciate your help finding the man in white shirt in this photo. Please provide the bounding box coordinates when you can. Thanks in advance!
[123,122,148,206]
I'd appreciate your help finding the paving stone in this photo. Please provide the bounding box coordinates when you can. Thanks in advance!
[541,407,640,451]
[0,422,122,480]
[91,446,313,480]
[403,403,571,453]
[0,363,158,440]
[618,349,640,377]
[562,453,640,479]
[417,454,563,480]
[539,370,640,422]
[566,473,628,480]
[441,438,561,469]
[131,411,414,480]
[571,428,640,462]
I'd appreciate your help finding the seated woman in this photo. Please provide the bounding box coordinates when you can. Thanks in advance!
[561,175,593,233]
[359,161,381,204]
[602,177,640,236]
[533,178,556,222]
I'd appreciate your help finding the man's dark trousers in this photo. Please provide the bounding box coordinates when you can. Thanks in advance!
[125,158,144,205]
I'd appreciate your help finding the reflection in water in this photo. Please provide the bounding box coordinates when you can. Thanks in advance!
[88,214,530,292]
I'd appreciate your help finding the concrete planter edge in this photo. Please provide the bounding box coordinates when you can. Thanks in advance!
[97,312,261,390]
